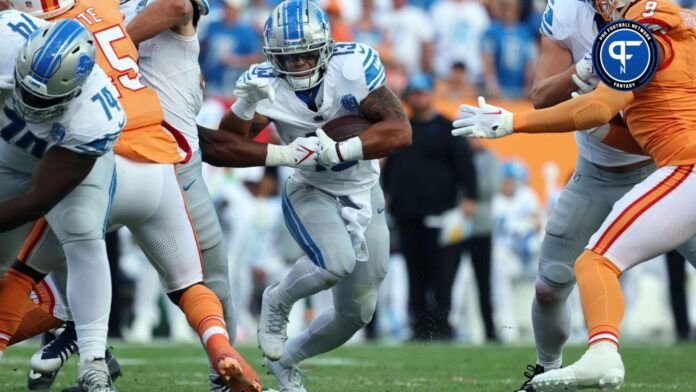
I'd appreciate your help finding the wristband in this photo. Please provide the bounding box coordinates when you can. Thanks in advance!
[265,144,292,166]
[337,136,363,162]
[231,98,257,121]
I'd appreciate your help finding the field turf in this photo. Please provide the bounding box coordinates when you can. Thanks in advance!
[2,342,695,391]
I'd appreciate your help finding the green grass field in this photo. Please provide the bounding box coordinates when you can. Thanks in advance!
[2,342,696,391]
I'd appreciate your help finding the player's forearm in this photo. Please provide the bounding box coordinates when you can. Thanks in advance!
[198,125,268,167]
[530,65,578,109]
[0,195,50,232]
[514,85,632,134]
[126,0,192,45]
[359,119,412,160]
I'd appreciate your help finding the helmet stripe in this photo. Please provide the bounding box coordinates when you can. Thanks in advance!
[285,0,303,41]
[31,20,85,84]
[40,0,61,12]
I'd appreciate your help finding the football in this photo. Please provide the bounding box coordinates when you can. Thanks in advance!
[321,115,373,142]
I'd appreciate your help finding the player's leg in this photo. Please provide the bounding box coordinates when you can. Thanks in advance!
[259,179,355,360]
[533,165,696,390]
[43,152,117,390]
[266,184,389,390]
[176,153,238,345]
[126,161,260,391]
[523,158,652,381]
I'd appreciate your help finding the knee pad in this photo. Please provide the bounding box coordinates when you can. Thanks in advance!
[538,258,575,288]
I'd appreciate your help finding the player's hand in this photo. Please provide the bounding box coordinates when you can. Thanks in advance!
[452,97,513,139]
[316,128,340,167]
[288,136,321,168]
[266,136,320,168]
[573,52,599,94]
[234,79,275,104]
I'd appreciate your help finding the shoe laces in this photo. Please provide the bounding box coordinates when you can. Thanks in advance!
[266,306,289,335]
[41,325,78,360]
[81,367,111,388]
[284,365,305,388]
[520,364,544,388]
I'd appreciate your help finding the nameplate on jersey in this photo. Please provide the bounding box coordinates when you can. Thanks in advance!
[592,20,658,91]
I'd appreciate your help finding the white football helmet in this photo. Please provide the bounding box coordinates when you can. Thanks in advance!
[263,0,334,91]
[10,0,75,19]
[12,18,96,123]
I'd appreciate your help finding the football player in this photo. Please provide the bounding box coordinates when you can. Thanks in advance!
[507,0,696,390]
[200,1,411,390]
[1,1,261,390]
[0,13,124,390]
[453,0,696,389]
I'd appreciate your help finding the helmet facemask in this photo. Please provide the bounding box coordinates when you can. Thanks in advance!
[11,73,80,123]
[593,0,633,21]
[264,40,334,91]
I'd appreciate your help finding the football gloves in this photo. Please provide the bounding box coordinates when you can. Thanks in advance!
[316,129,363,167]
[265,136,321,168]
[452,97,514,139]
[231,79,275,120]
[573,52,599,95]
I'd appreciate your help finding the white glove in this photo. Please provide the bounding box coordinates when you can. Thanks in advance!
[451,96,514,139]
[315,129,363,167]
[231,79,275,120]
[265,136,321,168]
[573,52,599,94]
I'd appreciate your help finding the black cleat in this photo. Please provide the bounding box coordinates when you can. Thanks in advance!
[516,364,545,392]
[27,330,61,390]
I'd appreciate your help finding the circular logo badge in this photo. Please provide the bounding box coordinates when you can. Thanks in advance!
[592,20,658,91]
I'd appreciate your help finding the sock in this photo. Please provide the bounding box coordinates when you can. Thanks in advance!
[532,279,574,369]
[64,240,112,363]
[201,242,238,344]
[280,307,362,368]
[0,269,37,352]
[574,250,623,347]
[177,284,231,360]
[9,301,63,345]
[271,256,339,311]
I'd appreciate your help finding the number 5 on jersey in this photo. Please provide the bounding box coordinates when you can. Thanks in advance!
[93,25,146,96]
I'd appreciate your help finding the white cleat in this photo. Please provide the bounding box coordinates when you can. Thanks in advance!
[532,343,624,391]
[263,358,306,392]
[77,357,117,392]
[258,282,290,360]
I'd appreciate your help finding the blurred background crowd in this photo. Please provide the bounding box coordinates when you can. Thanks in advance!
[105,0,696,347]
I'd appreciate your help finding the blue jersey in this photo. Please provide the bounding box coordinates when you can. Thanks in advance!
[483,22,535,98]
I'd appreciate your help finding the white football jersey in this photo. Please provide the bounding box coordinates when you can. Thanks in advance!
[121,2,203,153]
[540,0,649,167]
[240,42,385,196]
[0,10,125,173]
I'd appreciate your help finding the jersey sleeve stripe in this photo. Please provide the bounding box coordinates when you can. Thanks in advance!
[362,48,376,66]
[367,66,386,91]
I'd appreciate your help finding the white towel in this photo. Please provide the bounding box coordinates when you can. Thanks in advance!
[338,189,372,262]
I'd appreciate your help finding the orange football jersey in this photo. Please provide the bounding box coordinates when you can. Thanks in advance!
[53,0,182,164]
[621,0,696,167]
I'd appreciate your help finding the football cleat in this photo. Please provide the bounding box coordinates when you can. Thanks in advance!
[27,369,58,390]
[263,358,306,392]
[76,357,117,392]
[516,364,545,392]
[48,349,121,392]
[258,282,290,360]
[30,322,78,373]
[532,344,624,391]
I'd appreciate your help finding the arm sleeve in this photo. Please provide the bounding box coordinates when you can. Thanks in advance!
[513,83,634,133]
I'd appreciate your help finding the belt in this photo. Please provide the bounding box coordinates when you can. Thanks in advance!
[592,159,653,173]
